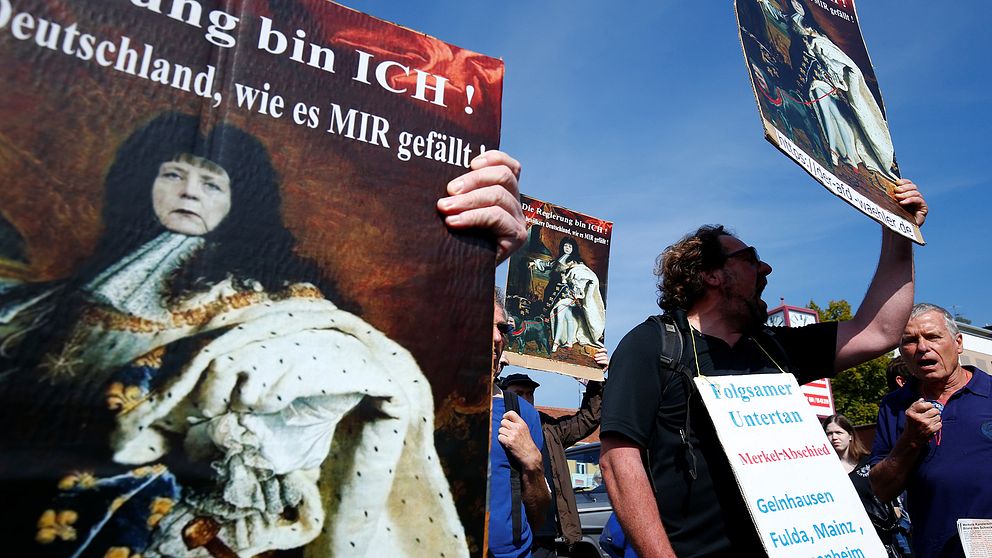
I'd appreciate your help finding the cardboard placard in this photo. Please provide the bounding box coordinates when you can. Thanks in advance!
[957,519,992,558]
[0,1,502,556]
[735,0,923,244]
[695,373,887,557]
[503,195,612,380]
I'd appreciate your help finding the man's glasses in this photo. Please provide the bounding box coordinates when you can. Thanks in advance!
[495,321,513,335]
[725,245,760,266]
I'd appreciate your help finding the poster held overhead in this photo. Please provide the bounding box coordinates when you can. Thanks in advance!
[735,0,924,244]
[504,195,612,381]
[0,2,502,556]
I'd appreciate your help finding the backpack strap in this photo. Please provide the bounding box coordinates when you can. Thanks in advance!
[648,315,699,480]
[643,318,796,483]
[502,390,524,545]
[649,315,684,373]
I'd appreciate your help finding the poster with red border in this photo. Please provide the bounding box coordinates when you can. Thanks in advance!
[503,195,612,380]
[801,378,836,418]
[0,1,501,556]
[736,0,923,244]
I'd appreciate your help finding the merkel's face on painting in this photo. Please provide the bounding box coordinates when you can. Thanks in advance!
[152,158,232,235]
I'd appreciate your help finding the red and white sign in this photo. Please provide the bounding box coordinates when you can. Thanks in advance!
[801,379,835,418]
[767,303,836,417]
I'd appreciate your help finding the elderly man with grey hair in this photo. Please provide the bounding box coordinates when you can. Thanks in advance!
[489,289,551,558]
[869,303,992,558]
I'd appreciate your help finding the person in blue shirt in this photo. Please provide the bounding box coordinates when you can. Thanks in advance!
[490,292,551,558]
[870,303,992,558]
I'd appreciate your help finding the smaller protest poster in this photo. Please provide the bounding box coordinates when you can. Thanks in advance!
[735,0,924,244]
[800,378,836,417]
[696,373,887,558]
[957,519,992,558]
[503,195,612,380]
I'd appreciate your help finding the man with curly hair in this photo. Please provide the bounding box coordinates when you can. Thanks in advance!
[599,180,928,557]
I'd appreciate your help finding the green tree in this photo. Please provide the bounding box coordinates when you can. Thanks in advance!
[807,299,892,425]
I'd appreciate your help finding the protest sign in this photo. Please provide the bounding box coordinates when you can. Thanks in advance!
[957,519,992,558]
[735,0,923,244]
[767,303,836,417]
[503,195,612,380]
[696,373,887,557]
[801,378,836,417]
[0,1,502,556]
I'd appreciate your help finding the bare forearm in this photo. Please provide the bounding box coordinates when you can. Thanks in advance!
[870,434,926,502]
[867,228,914,328]
[520,464,550,530]
[601,441,676,558]
[873,399,943,502]
[499,409,550,528]
[836,228,914,371]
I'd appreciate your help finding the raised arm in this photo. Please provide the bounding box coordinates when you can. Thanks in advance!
[544,380,603,447]
[834,179,927,372]
[437,150,526,264]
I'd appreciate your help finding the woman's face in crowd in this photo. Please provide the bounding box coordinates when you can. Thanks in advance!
[824,422,851,457]
[152,157,232,235]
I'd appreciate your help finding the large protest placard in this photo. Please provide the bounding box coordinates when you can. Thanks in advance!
[736,0,923,244]
[0,1,502,556]
[696,373,887,557]
[504,195,612,380]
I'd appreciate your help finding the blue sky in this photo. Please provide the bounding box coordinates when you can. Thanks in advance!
[348,1,991,407]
